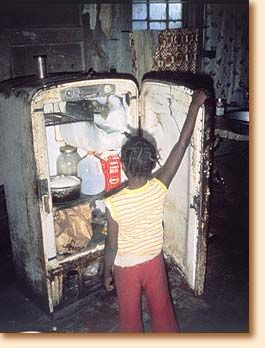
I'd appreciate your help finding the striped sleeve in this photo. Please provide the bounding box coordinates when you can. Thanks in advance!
[152,177,168,192]
[104,197,118,222]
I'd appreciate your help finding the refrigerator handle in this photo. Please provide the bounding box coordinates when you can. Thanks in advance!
[38,178,51,214]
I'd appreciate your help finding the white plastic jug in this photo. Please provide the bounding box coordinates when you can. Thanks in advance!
[77,154,105,195]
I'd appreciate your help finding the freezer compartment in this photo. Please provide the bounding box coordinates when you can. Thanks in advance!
[40,79,136,180]
[43,79,139,176]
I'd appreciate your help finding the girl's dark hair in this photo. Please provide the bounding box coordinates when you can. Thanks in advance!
[121,135,159,178]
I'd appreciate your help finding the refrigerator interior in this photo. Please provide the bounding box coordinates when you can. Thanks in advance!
[43,79,139,261]
[29,78,140,309]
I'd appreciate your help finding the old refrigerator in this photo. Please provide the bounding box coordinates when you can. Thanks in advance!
[0,71,213,313]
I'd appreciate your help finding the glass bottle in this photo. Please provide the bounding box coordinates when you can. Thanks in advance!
[216,98,225,116]
[56,145,81,176]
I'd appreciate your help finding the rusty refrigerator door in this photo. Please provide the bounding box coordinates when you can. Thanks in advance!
[140,73,213,295]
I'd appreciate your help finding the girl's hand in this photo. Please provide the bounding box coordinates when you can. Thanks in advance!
[191,89,209,107]
[104,274,114,291]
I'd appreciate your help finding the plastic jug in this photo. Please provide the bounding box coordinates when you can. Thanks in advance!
[77,153,105,195]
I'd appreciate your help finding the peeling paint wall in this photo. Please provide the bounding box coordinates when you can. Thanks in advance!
[82,3,132,74]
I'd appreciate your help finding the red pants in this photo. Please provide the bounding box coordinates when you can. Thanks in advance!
[114,253,178,333]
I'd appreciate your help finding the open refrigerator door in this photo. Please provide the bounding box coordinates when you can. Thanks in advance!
[140,77,209,294]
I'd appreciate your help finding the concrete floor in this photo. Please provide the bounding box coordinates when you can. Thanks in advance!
[0,138,249,333]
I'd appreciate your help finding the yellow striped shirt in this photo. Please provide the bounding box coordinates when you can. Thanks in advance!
[104,178,168,259]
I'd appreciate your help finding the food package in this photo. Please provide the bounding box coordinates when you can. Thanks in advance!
[98,151,121,192]
[54,204,93,254]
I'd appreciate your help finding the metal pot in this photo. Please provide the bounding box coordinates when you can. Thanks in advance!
[50,175,81,204]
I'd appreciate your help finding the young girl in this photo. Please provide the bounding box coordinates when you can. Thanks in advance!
[103,89,208,333]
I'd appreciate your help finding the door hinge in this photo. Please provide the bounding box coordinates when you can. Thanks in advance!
[38,178,50,214]
[38,178,48,198]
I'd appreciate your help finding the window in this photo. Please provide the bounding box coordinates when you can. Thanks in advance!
[132,0,183,30]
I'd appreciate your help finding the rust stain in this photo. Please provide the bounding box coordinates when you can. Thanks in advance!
[194,103,214,296]
[48,249,104,308]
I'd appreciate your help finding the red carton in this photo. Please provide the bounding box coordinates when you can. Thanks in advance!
[99,152,121,192]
